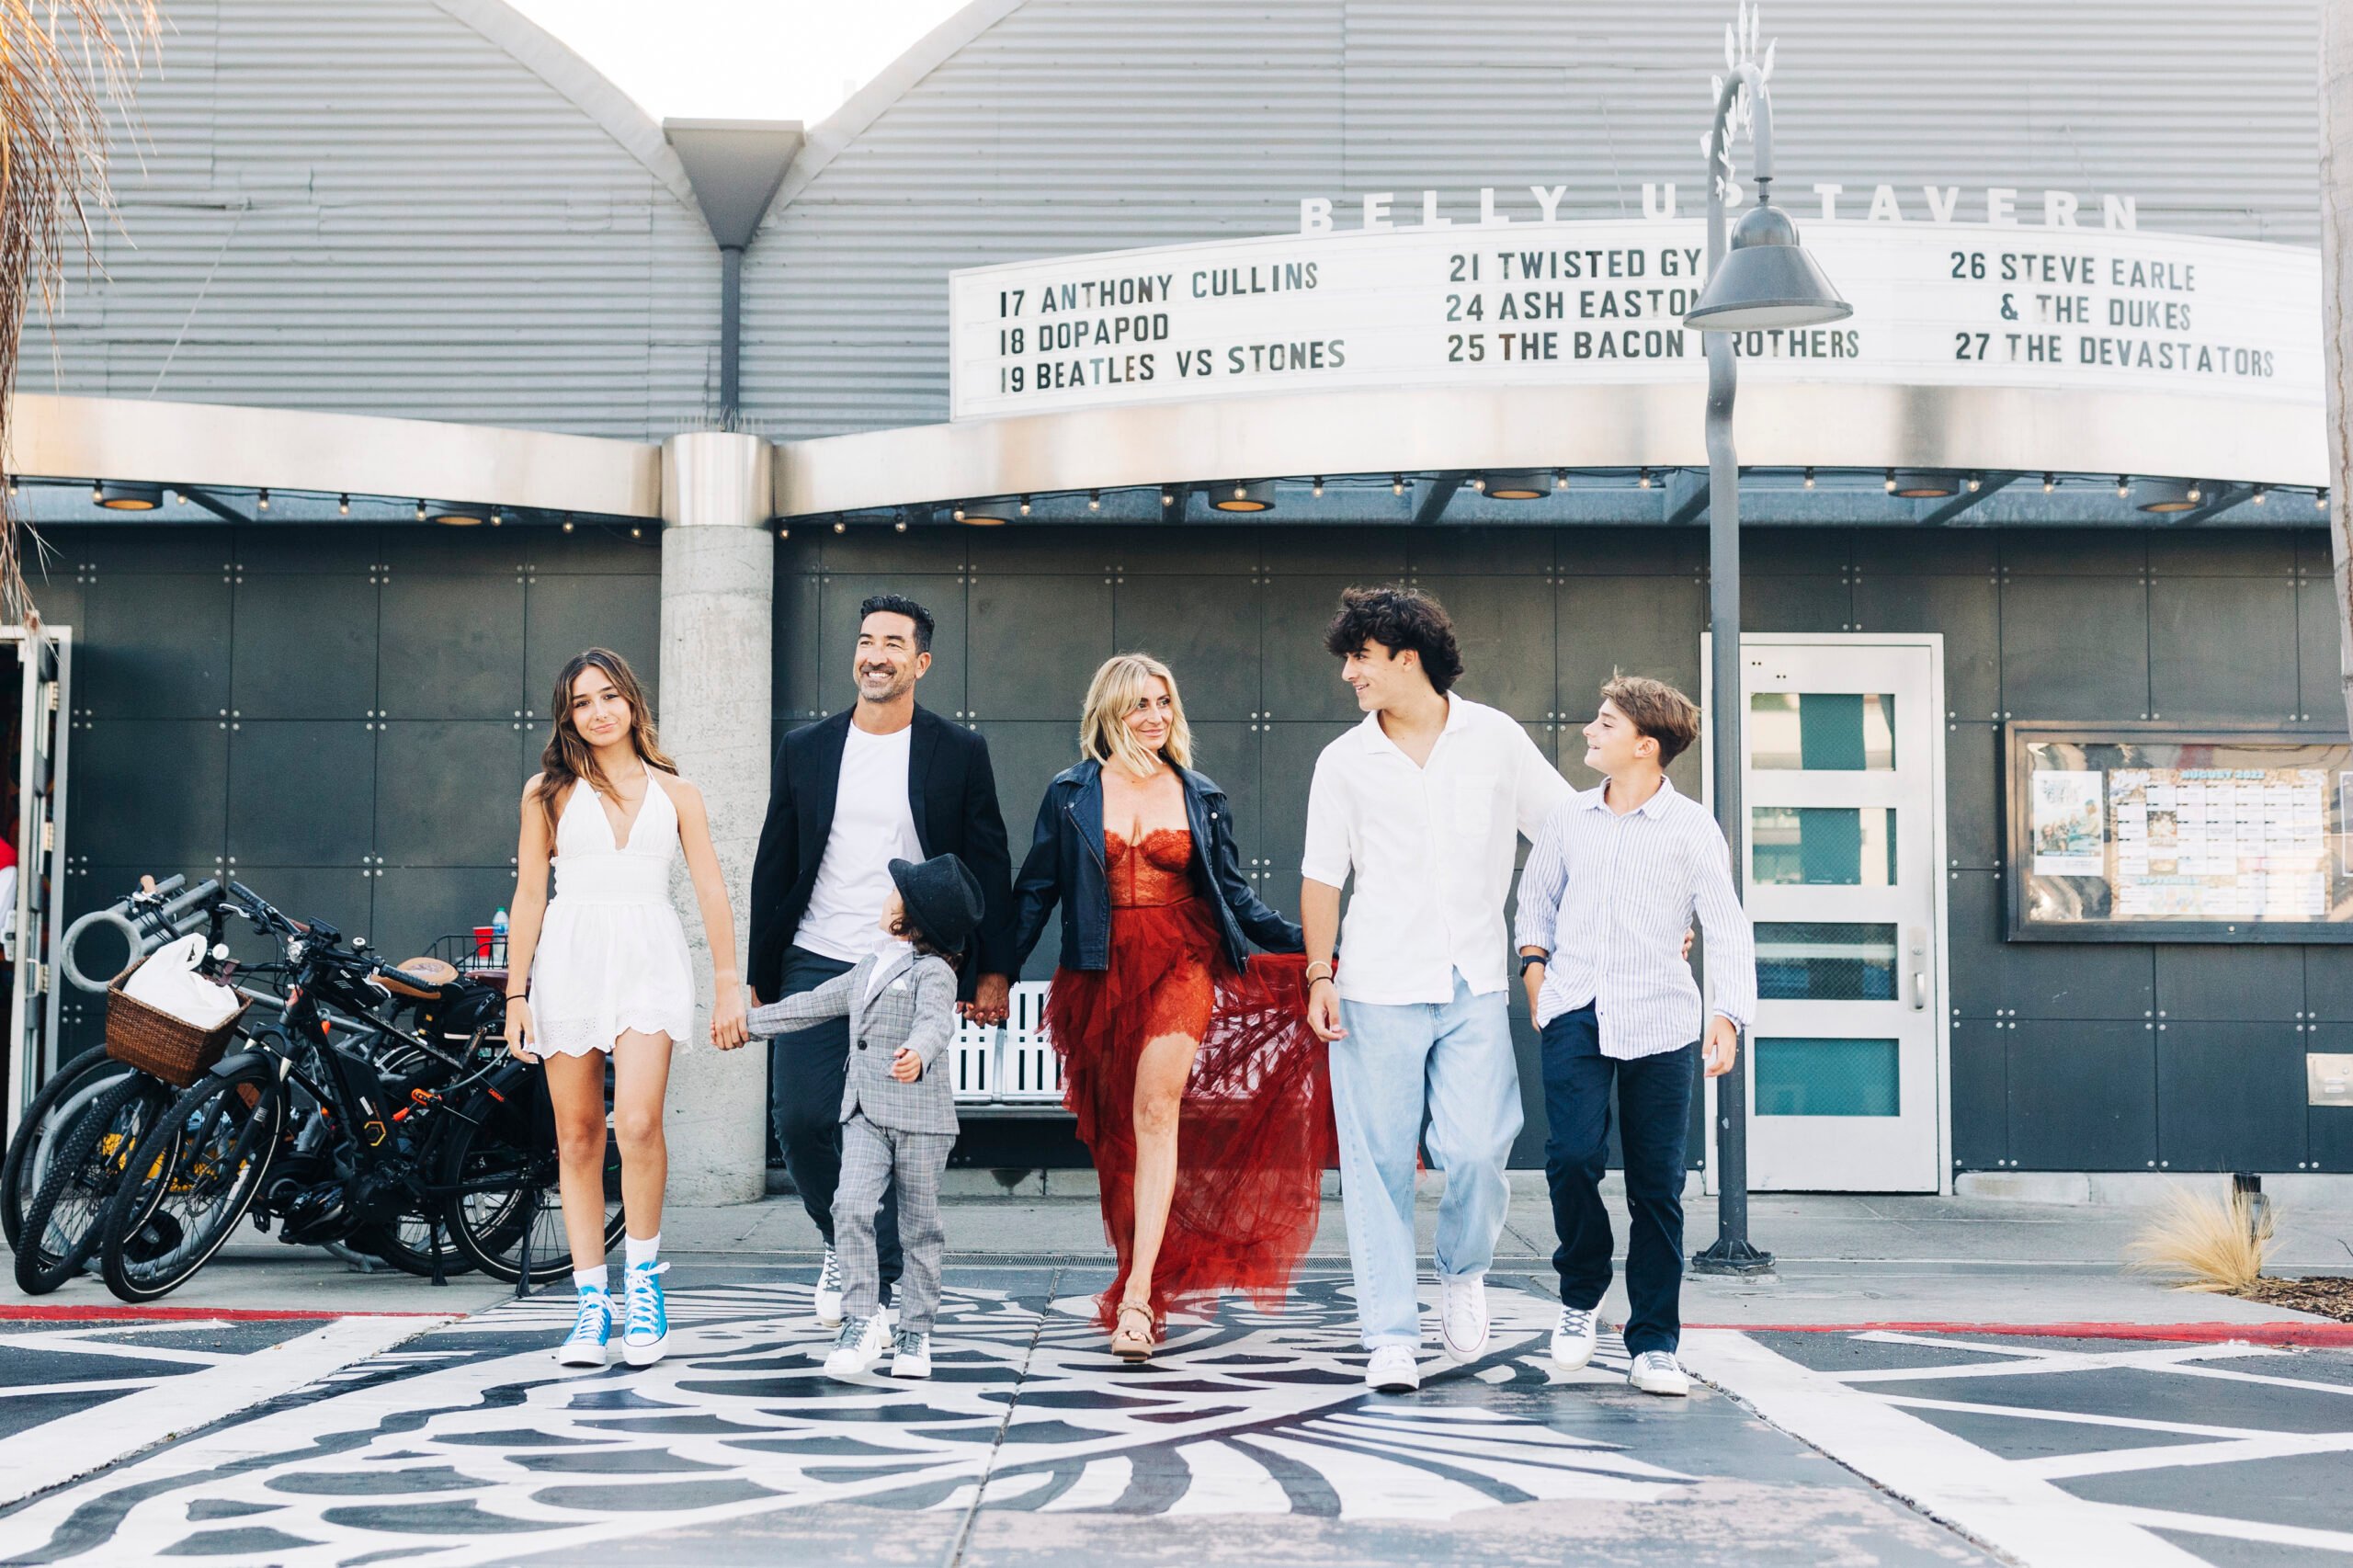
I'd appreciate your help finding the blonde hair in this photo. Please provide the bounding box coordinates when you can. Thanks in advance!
[1079,653,1193,777]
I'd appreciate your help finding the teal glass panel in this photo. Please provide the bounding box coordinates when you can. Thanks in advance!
[1756,923,1898,1000]
[1751,692,1895,770]
[1755,1037,1900,1116]
[1751,806,1897,886]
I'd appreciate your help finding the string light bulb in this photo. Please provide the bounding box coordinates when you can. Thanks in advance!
[1639,469,1653,489]
[1018,495,1031,516]
[1087,490,1100,510]
[415,499,427,521]
[1313,477,1324,497]
[338,494,350,516]
[1883,470,1897,493]
[2252,485,2268,505]
[1392,474,1405,495]
[1554,470,1568,490]
[1802,467,1815,489]
[2042,472,2055,493]
[2117,475,2131,498]
[257,488,269,511]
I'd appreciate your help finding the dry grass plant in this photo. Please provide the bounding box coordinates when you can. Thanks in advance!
[2124,1183,2275,1294]
[0,0,158,624]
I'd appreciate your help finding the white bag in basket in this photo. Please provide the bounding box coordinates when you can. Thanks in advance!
[122,934,242,1030]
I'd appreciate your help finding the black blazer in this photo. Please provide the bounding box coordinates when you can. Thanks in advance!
[1009,758,1302,974]
[748,706,1016,1002]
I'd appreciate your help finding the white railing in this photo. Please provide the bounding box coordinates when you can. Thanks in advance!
[950,979,1063,1106]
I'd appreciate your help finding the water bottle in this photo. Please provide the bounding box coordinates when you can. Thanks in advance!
[492,906,509,967]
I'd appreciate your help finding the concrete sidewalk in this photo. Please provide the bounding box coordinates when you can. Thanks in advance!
[6,1188,2344,1329]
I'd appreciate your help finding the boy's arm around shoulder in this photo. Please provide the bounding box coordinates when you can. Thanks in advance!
[746,967,855,1036]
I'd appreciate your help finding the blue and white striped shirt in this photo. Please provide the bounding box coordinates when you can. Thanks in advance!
[1513,777,1756,1059]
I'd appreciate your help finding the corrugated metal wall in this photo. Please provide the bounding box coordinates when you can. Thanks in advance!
[742,0,2322,439]
[30,0,719,439]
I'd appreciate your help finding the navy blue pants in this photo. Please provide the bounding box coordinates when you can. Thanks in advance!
[769,945,900,1301]
[1541,1005,1696,1357]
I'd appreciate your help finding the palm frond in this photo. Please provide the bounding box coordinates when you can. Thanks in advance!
[0,0,159,626]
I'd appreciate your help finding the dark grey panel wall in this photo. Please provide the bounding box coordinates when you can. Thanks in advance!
[776,519,2334,1175]
[52,523,660,1058]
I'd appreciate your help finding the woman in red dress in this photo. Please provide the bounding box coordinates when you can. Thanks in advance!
[1011,653,1335,1360]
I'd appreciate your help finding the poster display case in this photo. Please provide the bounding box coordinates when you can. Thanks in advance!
[2006,722,2353,942]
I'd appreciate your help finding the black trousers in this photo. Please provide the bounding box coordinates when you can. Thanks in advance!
[769,945,901,1299]
[1542,1004,1696,1358]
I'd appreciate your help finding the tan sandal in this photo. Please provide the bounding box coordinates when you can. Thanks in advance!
[1111,1300,1156,1362]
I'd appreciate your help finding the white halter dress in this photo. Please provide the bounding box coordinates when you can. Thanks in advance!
[528,773,697,1055]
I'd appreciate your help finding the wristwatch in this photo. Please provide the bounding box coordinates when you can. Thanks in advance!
[1518,951,1549,975]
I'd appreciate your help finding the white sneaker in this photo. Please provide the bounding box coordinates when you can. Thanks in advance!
[1438,1274,1490,1362]
[891,1328,932,1379]
[813,1247,844,1326]
[1628,1349,1691,1397]
[1552,1305,1597,1370]
[824,1313,888,1380]
[1364,1344,1421,1393]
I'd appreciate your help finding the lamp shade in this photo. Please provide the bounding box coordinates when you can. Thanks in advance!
[1212,480,1275,513]
[1683,201,1853,332]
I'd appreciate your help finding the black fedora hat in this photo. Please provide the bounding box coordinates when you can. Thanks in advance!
[887,853,984,955]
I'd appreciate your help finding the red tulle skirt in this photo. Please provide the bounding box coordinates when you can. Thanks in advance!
[1046,897,1336,1331]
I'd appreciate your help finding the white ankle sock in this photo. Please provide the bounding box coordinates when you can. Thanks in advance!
[574,1267,608,1296]
[626,1233,660,1270]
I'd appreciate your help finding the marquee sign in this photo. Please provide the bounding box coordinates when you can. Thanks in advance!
[947,220,2320,423]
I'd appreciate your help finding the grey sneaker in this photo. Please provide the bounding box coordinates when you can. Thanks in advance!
[1628,1349,1690,1397]
[813,1247,845,1326]
[1552,1305,1597,1370]
[824,1313,887,1379]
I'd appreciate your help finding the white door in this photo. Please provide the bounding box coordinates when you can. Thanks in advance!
[6,625,71,1144]
[1706,634,1946,1191]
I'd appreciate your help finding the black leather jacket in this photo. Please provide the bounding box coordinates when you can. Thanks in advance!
[1009,758,1303,973]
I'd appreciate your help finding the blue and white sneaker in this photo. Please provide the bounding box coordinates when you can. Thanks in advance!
[621,1260,670,1367]
[557,1288,613,1367]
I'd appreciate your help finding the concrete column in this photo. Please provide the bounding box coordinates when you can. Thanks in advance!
[2325,0,2353,738]
[656,431,774,1206]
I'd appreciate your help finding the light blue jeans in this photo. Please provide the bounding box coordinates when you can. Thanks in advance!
[1330,970,1525,1348]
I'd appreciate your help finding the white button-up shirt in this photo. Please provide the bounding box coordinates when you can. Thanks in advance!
[1302,695,1571,1005]
[1514,777,1756,1059]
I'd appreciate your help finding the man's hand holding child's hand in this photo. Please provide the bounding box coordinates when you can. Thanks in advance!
[891,1047,923,1084]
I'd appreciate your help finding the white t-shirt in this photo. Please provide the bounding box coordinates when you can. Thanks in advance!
[794,723,923,963]
[1302,694,1570,1006]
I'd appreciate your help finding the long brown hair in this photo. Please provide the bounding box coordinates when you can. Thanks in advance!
[534,649,675,838]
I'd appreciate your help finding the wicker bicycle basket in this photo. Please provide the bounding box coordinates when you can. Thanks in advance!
[105,959,250,1087]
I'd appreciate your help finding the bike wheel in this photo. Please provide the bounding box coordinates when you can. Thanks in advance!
[350,1212,478,1278]
[2,1045,132,1252]
[439,1077,622,1285]
[98,1066,286,1303]
[12,1074,176,1295]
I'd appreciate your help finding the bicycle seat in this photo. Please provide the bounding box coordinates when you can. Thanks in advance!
[378,960,453,999]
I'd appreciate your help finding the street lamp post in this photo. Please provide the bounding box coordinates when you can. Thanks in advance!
[1682,33,1851,1277]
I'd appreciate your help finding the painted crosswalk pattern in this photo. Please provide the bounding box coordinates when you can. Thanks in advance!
[0,1276,1999,1566]
[1691,1326,2353,1568]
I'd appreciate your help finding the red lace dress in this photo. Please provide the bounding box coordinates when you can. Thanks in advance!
[1044,827,1336,1330]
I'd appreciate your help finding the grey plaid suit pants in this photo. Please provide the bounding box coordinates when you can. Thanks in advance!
[836,1112,953,1333]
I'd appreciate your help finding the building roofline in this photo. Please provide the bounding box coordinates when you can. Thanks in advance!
[431,0,703,219]
[765,0,1028,218]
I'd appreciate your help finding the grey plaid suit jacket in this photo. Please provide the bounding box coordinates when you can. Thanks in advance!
[748,948,961,1136]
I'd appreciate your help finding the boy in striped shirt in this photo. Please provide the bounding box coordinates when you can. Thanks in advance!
[1514,676,1756,1398]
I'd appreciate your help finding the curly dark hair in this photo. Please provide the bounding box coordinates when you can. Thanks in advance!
[858,592,935,653]
[887,906,966,969]
[1322,585,1465,696]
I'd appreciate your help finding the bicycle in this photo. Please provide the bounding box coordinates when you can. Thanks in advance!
[8,877,264,1294]
[94,884,622,1301]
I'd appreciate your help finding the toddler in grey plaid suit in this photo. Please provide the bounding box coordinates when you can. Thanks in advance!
[749,852,981,1381]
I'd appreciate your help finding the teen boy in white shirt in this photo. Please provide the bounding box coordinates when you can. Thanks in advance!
[1301,586,1570,1393]
[1514,676,1755,1397]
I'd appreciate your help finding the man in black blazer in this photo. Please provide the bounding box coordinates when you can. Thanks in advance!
[749,593,1015,1325]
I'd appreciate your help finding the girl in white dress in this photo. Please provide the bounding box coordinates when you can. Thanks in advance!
[501,648,749,1368]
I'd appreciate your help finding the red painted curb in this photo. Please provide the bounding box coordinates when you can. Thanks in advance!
[1698,1319,2353,1346]
[0,1304,454,1323]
